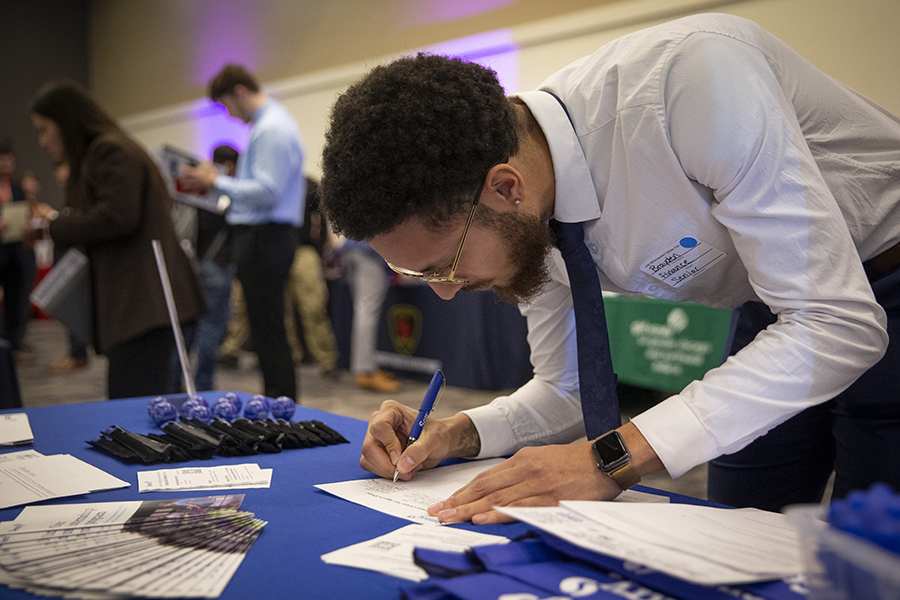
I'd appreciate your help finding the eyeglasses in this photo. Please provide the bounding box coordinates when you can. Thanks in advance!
[387,157,507,285]
[386,186,480,284]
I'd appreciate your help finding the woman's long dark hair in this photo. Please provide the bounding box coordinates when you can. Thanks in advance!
[30,80,121,196]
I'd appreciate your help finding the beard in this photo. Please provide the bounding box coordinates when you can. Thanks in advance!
[463,207,555,305]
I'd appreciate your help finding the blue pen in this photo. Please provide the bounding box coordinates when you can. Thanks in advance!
[393,370,445,483]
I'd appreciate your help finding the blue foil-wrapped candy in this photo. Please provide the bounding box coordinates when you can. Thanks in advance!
[271,396,295,420]
[243,397,269,421]
[147,396,169,416]
[223,391,242,413]
[187,394,209,408]
[210,397,237,421]
[150,399,177,427]
[181,402,212,423]
[179,397,201,417]
[250,394,270,410]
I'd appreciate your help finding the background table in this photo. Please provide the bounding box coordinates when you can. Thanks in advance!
[329,280,734,394]
[0,394,708,599]
[329,281,534,390]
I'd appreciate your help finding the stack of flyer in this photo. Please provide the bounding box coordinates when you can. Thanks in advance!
[0,495,264,599]
[0,450,129,509]
[0,414,33,447]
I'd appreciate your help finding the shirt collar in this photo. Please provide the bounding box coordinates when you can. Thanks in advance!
[251,98,274,124]
[513,90,601,224]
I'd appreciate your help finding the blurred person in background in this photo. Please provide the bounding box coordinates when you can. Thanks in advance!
[179,64,303,401]
[285,177,339,377]
[46,162,91,373]
[339,240,400,393]
[0,142,33,363]
[29,80,206,399]
[168,144,238,392]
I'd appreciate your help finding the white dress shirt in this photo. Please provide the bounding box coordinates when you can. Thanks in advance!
[463,13,900,478]
[214,99,305,227]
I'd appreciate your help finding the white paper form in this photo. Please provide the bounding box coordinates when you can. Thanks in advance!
[138,463,271,492]
[0,454,129,510]
[0,450,42,462]
[316,458,506,525]
[562,501,802,581]
[321,523,509,581]
[499,503,801,586]
[43,454,130,493]
[315,459,671,526]
[0,414,33,446]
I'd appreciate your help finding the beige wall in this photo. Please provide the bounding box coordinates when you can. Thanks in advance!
[91,0,626,117]
[101,0,900,177]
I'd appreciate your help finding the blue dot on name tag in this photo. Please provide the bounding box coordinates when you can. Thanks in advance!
[680,237,698,248]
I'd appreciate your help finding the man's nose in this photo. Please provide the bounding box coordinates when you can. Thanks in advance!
[428,281,464,300]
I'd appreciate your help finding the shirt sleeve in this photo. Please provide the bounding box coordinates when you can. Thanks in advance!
[213,122,295,212]
[463,251,587,458]
[630,32,888,477]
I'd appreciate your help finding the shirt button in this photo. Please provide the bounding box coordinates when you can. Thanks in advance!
[648,285,659,292]
[589,244,598,252]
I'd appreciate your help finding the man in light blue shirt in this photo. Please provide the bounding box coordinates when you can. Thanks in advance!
[181,64,303,400]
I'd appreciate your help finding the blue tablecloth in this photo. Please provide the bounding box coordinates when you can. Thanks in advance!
[0,394,707,599]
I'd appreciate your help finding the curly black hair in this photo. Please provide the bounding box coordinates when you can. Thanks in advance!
[320,53,518,240]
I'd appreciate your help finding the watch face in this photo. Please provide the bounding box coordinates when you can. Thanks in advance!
[594,432,627,465]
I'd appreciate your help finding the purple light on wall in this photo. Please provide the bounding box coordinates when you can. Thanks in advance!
[188,1,260,86]
[425,29,521,93]
[186,100,250,159]
[402,0,517,26]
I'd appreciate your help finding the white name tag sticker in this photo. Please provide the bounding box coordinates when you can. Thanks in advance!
[640,236,726,288]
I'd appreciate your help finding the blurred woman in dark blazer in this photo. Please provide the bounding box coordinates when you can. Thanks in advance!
[29,80,206,399]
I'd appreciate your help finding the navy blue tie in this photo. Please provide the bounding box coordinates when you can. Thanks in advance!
[550,219,620,439]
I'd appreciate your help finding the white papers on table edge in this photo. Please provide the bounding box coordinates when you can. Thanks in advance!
[498,501,803,586]
[321,523,509,581]
[0,495,259,599]
[315,459,506,525]
[315,459,671,526]
[0,414,34,446]
[0,453,129,510]
[137,463,272,493]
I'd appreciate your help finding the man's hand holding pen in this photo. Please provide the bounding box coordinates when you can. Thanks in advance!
[392,370,445,482]
[360,399,447,481]
[360,370,481,482]
[357,368,621,526]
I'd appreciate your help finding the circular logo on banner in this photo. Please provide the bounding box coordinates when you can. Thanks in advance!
[666,307,689,333]
[388,303,423,356]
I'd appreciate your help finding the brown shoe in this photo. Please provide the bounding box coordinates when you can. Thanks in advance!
[50,357,89,373]
[356,370,402,393]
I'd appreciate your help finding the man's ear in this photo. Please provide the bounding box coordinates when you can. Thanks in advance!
[481,164,525,213]
[231,84,248,99]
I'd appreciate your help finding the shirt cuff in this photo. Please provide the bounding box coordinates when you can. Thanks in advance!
[213,174,233,195]
[462,404,518,459]
[629,395,718,479]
